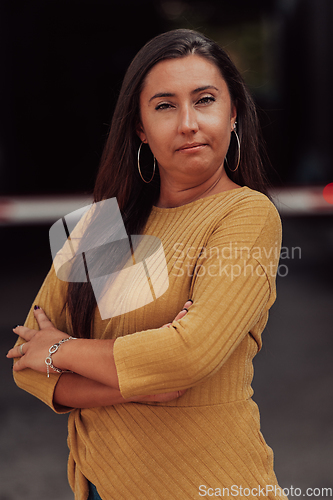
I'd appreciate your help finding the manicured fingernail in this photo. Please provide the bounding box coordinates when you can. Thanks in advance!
[34,305,40,310]
[188,299,193,303]
[13,325,20,329]
[182,308,188,313]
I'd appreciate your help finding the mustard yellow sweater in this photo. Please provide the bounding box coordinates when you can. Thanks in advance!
[14,187,288,500]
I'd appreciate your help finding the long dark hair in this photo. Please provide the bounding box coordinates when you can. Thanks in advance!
[66,29,270,338]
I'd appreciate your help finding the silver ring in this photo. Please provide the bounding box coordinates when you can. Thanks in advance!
[18,344,25,356]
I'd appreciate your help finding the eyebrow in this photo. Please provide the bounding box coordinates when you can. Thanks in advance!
[148,85,219,103]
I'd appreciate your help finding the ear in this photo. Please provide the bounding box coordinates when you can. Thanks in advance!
[230,104,237,131]
[136,122,148,144]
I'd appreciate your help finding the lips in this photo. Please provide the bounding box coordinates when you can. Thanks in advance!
[176,142,207,151]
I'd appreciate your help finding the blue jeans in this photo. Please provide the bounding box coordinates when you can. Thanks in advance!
[87,481,103,500]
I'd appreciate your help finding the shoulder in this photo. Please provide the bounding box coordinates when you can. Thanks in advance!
[212,187,281,230]
[236,187,281,237]
[189,186,279,219]
[218,186,278,213]
[206,187,282,252]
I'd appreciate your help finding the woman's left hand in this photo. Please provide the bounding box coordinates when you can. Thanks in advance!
[160,299,193,328]
[7,307,71,374]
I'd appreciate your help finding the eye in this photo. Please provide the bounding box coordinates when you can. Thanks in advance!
[155,102,174,110]
[197,96,216,105]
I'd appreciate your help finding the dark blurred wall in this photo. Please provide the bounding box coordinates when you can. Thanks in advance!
[0,0,165,195]
[277,0,333,185]
[0,0,332,195]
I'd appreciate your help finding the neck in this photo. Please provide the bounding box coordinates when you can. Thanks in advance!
[156,167,238,208]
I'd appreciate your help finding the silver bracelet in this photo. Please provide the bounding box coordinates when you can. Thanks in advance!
[45,336,77,378]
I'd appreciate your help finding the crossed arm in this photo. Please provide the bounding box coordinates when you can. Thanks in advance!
[7,302,192,409]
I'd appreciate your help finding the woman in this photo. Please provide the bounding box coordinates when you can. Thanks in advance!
[8,29,287,499]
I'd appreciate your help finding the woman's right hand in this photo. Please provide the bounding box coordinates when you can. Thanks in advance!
[131,299,193,403]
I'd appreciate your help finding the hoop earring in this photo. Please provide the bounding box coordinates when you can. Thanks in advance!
[225,127,241,173]
[137,142,156,183]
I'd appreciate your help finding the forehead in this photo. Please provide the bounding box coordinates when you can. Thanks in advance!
[141,54,228,95]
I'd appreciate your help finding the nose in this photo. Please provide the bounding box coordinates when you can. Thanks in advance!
[178,105,199,135]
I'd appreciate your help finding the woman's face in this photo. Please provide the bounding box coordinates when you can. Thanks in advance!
[137,54,237,186]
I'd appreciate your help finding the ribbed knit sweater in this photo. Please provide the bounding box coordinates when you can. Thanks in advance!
[14,187,287,500]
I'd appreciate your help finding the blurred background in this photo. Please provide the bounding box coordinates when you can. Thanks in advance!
[1,0,332,498]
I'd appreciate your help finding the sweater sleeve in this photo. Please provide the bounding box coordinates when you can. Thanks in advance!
[114,197,282,399]
[12,265,72,414]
